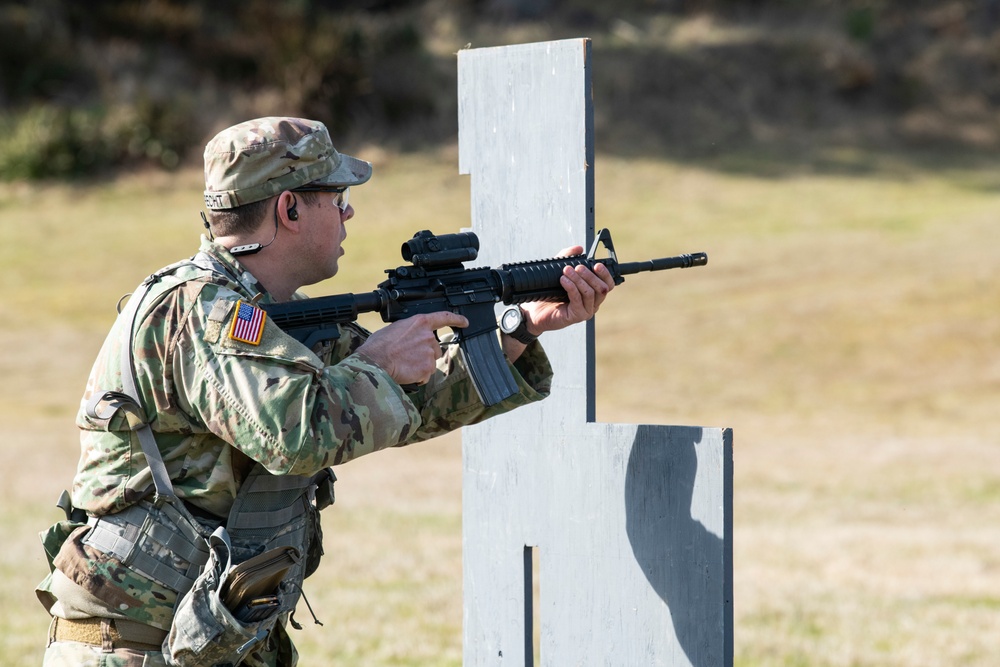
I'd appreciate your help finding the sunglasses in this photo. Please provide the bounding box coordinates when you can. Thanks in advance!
[293,185,350,212]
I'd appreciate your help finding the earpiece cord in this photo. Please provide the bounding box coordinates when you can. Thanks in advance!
[228,199,282,257]
[200,211,214,241]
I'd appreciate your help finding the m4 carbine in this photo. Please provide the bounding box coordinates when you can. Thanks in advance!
[262,228,707,406]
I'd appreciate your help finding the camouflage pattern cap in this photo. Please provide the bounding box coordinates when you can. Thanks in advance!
[203,117,372,210]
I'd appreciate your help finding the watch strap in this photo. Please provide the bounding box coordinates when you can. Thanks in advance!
[506,307,538,345]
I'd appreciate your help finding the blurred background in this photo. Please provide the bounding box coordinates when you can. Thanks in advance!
[5,0,1000,175]
[2,1,998,665]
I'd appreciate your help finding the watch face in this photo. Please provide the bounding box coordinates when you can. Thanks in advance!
[500,307,522,333]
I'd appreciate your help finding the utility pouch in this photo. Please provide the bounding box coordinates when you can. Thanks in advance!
[36,521,89,614]
[39,490,89,572]
[38,519,87,574]
[222,545,300,621]
[163,528,293,667]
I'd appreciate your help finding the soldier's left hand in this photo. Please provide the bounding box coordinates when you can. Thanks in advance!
[520,245,616,336]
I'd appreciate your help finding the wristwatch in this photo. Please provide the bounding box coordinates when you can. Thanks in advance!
[499,306,538,345]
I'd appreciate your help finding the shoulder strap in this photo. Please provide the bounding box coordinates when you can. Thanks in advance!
[85,273,177,504]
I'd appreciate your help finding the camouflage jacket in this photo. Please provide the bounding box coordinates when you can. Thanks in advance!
[72,236,553,518]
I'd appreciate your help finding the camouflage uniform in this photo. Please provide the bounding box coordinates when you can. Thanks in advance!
[37,118,554,666]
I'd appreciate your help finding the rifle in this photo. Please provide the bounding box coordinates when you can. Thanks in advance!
[262,228,707,406]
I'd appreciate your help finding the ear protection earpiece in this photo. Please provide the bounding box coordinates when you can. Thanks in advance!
[287,198,299,220]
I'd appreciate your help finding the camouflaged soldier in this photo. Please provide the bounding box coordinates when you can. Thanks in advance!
[36,116,615,666]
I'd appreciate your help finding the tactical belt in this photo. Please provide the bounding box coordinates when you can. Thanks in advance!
[50,616,167,652]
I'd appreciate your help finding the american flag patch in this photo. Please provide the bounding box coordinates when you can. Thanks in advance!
[229,300,266,345]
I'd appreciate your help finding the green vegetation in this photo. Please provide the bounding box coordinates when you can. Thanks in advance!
[3,1,1000,177]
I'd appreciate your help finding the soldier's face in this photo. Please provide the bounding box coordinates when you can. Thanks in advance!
[303,195,352,281]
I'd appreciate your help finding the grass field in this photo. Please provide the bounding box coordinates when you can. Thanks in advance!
[1,144,998,666]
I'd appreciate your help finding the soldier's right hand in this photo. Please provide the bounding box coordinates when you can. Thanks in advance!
[356,311,469,386]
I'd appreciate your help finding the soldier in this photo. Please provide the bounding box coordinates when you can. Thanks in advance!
[36,116,615,666]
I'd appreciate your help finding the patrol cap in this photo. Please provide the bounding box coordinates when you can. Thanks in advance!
[203,117,372,210]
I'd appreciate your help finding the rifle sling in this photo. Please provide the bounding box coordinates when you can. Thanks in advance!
[85,274,177,504]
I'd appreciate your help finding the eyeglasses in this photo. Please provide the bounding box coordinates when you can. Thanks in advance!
[293,185,350,212]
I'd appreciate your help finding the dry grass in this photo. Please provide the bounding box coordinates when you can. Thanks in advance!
[2,144,998,666]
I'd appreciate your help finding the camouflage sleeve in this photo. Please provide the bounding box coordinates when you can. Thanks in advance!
[393,334,553,442]
[170,291,422,476]
[322,323,553,442]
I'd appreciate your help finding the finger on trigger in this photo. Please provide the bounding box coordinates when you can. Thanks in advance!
[426,310,469,330]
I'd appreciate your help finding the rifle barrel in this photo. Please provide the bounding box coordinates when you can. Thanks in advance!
[616,252,707,275]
